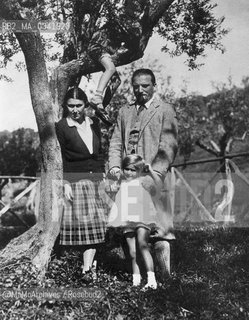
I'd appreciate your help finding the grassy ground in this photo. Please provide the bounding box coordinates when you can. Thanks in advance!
[0,226,249,319]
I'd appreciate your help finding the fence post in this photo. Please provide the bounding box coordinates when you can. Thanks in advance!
[169,167,176,218]
[174,168,216,223]
[224,159,233,224]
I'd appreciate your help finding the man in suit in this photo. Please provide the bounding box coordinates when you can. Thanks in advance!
[108,68,178,236]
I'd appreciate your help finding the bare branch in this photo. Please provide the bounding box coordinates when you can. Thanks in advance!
[196,140,219,157]
[225,137,233,153]
[210,140,221,153]
[225,131,248,153]
[54,47,144,105]
[234,131,248,141]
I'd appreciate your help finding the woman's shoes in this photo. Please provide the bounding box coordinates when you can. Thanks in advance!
[81,270,92,284]
[81,266,97,284]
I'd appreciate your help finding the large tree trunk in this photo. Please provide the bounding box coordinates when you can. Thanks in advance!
[0,32,63,278]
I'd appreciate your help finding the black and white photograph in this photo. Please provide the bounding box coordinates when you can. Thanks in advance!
[0,0,249,319]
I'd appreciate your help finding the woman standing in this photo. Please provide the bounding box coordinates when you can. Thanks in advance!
[55,87,107,278]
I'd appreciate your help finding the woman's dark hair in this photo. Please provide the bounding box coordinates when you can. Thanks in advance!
[62,87,88,117]
[131,68,156,86]
[122,154,145,171]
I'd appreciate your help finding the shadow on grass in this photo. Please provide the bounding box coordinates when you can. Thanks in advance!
[0,226,249,319]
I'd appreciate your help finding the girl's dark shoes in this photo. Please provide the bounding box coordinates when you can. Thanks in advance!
[88,102,113,127]
[94,107,113,127]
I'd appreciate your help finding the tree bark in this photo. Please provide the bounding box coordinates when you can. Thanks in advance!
[0,32,63,278]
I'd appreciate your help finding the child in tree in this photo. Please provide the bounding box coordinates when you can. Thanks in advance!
[87,1,145,126]
[88,33,122,127]
[108,154,165,289]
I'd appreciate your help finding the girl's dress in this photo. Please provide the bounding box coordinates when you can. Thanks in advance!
[56,116,108,246]
[108,177,160,232]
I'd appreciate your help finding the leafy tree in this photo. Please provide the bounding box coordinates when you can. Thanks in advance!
[0,128,40,176]
[0,0,228,275]
[176,80,249,166]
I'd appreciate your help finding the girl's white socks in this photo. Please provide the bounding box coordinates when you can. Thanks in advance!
[132,273,141,286]
[144,271,157,289]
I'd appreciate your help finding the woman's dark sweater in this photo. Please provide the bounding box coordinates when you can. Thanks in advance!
[55,117,105,182]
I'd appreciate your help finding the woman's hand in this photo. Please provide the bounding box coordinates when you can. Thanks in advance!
[64,184,73,202]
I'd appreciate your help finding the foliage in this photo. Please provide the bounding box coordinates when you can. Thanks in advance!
[157,0,228,69]
[0,0,228,81]
[174,94,204,159]
[0,128,40,176]
[0,226,249,319]
[205,83,249,143]
[0,32,21,67]
[175,81,249,159]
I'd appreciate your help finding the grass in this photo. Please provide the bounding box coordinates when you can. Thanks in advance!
[0,226,249,319]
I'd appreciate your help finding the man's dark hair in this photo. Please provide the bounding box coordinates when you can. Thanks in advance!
[131,68,156,86]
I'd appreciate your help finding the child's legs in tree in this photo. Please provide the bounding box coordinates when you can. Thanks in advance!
[91,54,116,108]
[96,54,116,97]
[102,71,121,108]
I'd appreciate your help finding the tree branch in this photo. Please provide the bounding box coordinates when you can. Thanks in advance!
[0,0,26,19]
[196,140,219,157]
[225,131,248,153]
[234,131,248,141]
[148,0,176,26]
[54,46,145,106]
[58,0,177,97]
[225,137,233,153]
[210,140,220,153]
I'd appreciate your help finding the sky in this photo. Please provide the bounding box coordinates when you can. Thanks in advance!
[0,0,249,131]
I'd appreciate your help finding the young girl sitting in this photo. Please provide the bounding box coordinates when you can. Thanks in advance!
[108,154,165,289]
[87,1,145,126]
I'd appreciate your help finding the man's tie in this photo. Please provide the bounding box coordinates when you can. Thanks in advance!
[137,104,145,116]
